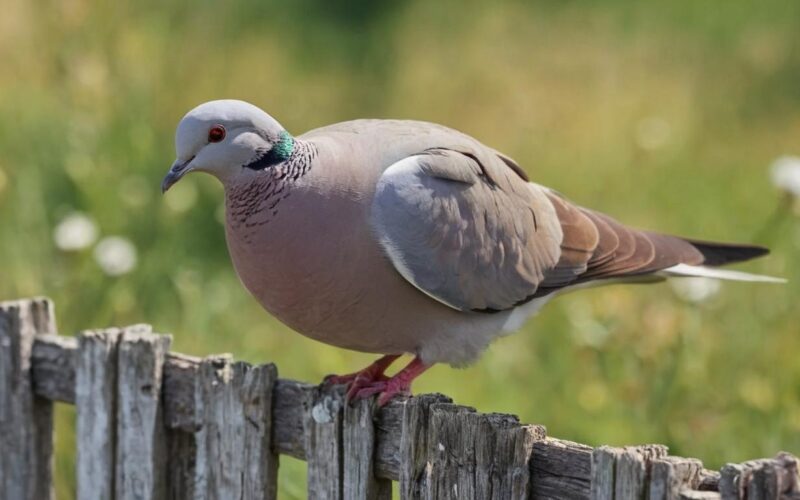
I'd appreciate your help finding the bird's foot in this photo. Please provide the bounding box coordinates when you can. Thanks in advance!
[348,357,430,407]
[323,354,400,389]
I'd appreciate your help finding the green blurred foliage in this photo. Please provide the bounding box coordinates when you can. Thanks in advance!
[1,0,799,497]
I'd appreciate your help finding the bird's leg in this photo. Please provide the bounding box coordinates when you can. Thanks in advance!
[349,357,431,406]
[323,354,400,387]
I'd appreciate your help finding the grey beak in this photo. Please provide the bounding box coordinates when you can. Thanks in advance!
[161,158,193,193]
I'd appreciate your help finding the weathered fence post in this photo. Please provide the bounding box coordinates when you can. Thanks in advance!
[422,403,546,499]
[399,393,452,499]
[162,351,201,499]
[591,444,669,499]
[530,438,594,499]
[193,355,279,500]
[76,328,122,500]
[719,452,800,499]
[0,298,56,500]
[648,456,703,499]
[343,397,392,500]
[115,327,171,500]
[6,296,800,500]
[76,325,171,500]
[304,384,346,499]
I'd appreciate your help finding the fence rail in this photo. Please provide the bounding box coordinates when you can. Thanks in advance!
[1,297,798,499]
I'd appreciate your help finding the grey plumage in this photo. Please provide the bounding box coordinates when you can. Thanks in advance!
[162,100,778,401]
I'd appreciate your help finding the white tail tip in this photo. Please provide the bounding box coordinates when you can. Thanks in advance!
[662,264,787,284]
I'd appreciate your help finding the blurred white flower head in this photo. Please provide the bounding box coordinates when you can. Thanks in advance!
[94,236,137,276]
[635,116,671,151]
[770,155,800,198]
[53,212,98,251]
[669,277,721,303]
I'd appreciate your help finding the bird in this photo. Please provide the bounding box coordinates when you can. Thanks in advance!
[162,99,782,406]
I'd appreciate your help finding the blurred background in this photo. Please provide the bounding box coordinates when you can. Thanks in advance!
[2,0,799,497]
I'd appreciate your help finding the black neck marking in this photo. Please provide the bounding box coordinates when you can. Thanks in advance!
[243,130,295,171]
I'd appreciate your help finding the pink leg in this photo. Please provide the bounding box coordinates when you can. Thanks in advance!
[323,354,400,387]
[349,357,431,406]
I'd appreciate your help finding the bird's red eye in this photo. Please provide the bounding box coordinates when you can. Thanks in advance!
[208,125,226,143]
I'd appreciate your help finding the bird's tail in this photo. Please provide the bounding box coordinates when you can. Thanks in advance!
[659,239,784,283]
[660,263,785,283]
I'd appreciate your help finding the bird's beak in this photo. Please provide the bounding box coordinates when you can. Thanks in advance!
[161,157,194,193]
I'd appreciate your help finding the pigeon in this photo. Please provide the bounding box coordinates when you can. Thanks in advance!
[162,99,781,406]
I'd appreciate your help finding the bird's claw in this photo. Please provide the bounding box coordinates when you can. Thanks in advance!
[348,379,412,406]
[322,372,358,386]
[323,355,426,407]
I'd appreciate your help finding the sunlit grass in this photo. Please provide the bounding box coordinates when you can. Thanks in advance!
[1,0,799,497]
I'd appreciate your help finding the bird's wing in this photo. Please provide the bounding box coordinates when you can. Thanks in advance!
[371,146,773,312]
[370,146,592,312]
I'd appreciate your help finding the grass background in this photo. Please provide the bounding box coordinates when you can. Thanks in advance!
[1,0,799,497]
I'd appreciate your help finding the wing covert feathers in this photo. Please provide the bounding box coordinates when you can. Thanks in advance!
[372,148,773,313]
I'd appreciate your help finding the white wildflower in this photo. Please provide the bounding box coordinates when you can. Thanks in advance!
[670,277,721,303]
[94,236,137,276]
[635,116,671,151]
[770,155,800,198]
[53,212,98,251]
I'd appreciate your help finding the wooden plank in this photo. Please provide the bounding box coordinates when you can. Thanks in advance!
[530,438,594,499]
[166,429,197,500]
[399,393,452,499]
[649,456,702,500]
[373,398,406,479]
[591,445,668,500]
[592,446,622,500]
[114,327,170,500]
[31,333,77,403]
[240,362,279,500]
[426,403,478,499]
[0,298,56,500]
[193,356,279,500]
[193,355,232,498]
[343,397,391,500]
[474,414,546,499]
[616,445,668,499]
[421,404,544,499]
[304,384,346,500]
[162,351,202,432]
[274,378,314,460]
[719,453,800,500]
[720,462,747,499]
[75,328,122,500]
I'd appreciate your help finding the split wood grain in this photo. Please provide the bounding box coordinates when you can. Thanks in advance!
[0,298,56,500]
[114,327,170,500]
[530,438,594,500]
[75,328,122,500]
[719,452,800,500]
[343,397,392,500]
[304,384,346,499]
[193,356,279,500]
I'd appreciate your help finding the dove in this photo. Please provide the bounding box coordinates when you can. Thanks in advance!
[162,99,780,405]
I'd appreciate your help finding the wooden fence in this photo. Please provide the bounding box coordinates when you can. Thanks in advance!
[1,297,798,499]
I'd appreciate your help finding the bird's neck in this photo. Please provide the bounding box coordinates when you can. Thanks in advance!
[242,131,296,171]
[224,138,317,231]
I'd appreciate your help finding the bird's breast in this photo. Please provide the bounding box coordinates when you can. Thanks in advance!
[223,175,391,346]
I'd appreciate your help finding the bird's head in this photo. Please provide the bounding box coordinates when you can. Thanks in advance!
[161,99,293,192]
